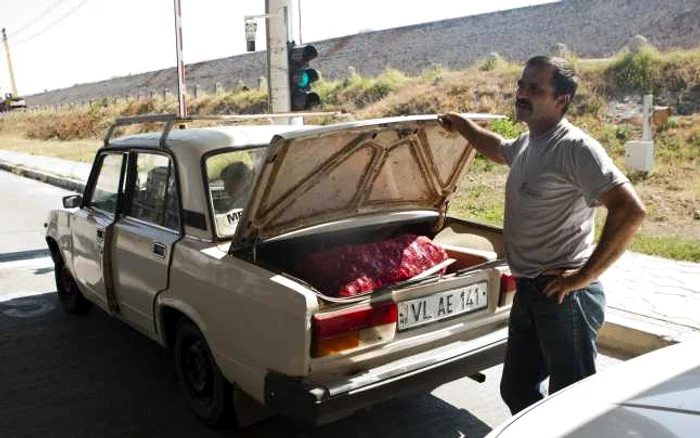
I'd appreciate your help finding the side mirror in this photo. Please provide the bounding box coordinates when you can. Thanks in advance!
[63,195,82,209]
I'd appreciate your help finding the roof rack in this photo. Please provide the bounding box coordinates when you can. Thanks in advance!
[103,111,344,148]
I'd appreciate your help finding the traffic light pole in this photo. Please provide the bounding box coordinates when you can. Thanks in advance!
[286,0,304,125]
[265,0,292,123]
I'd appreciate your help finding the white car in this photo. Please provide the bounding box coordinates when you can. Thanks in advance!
[46,113,515,427]
[486,338,700,437]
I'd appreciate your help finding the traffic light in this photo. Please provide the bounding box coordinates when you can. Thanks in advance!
[288,43,320,111]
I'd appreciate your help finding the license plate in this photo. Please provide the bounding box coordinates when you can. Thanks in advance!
[397,281,488,330]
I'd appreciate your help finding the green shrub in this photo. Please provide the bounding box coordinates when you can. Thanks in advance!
[615,124,630,141]
[609,46,662,93]
[421,64,446,85]
[489,118,522,139]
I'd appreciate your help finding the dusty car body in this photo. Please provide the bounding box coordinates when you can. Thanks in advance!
[486,338,700,438]
[45,113,515,427]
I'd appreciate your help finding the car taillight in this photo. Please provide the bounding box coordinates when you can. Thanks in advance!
[312,301,398,357]
[499,271,517,307]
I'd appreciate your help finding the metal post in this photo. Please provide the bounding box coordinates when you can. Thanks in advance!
[624,94,655,172]
[642,94,653,141]
[287,0,303,126]
[266,0,291,123]
[173,0,187,118]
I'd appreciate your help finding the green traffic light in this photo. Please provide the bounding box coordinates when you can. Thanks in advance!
[298,72,309,88]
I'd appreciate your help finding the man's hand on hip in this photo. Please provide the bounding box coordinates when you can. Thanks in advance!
[543,269,593,304]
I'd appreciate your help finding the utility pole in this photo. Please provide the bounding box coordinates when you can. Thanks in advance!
[265,0,292,123]
[2,28,19,98]
[254,1,317,124]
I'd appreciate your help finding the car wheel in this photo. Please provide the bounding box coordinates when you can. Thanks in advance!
[54,258,92,315]
[174,319,235,427]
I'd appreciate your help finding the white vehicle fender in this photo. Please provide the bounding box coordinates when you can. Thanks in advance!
[155,296,209,348]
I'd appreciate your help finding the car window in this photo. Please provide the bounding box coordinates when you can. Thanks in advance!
[88,153,124,214]
[127,152,180,231]
[205,148,266,237]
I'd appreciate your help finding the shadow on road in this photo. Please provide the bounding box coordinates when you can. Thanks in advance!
[0,293,492,438]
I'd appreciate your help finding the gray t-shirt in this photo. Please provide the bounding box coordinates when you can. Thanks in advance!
[501,118,629,278]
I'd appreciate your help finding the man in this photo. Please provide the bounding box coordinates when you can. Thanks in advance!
[439,56,646,414]
[219,161,253,211]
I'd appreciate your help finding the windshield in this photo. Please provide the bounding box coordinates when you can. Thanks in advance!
[205,148,267,237]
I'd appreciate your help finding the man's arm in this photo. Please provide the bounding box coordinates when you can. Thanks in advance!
[438,112,508,165]
[544,183,646,303]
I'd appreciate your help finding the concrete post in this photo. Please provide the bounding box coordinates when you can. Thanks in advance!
[266,0,291,122]
[551,43,570,58]
[193,84,199,99]
[163,88,169,101]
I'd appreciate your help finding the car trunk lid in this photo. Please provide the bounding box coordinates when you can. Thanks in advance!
[230,114,501,250]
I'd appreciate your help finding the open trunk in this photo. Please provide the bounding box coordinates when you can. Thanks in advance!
[250,214,506,305]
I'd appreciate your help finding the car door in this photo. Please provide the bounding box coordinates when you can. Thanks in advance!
[71,151,126,312]
[112,151,182,335]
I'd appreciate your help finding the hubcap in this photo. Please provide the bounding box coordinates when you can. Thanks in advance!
[184,339,214,404]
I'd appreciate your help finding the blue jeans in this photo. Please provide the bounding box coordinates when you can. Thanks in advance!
[499,275,606,414]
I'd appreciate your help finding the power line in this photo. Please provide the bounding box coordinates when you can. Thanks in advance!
[12,0,90,47]
[12,0,70,37]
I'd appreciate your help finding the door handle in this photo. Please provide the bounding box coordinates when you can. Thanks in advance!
[152,242,166,258]
[96,228,105,241]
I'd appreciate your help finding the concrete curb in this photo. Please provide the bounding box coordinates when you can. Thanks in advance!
[597,308,687,357]
[0,161,85,194]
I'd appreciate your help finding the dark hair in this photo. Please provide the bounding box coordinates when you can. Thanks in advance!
[525,56,578,113]
[220,161,252,183]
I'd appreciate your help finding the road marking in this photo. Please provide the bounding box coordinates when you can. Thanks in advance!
[1,297,56,318]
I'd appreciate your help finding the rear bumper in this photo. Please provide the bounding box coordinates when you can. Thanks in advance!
[265,328,508,425]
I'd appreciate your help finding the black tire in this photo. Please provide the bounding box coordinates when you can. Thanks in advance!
[174,319,235,428]
[54,258,92,315]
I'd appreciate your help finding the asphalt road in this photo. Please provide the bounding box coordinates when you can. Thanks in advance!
[0,170,624,437]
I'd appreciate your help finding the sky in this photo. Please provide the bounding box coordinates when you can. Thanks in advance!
[0,0,558,96]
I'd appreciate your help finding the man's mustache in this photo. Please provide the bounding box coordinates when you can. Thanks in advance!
[516,99,532,110]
